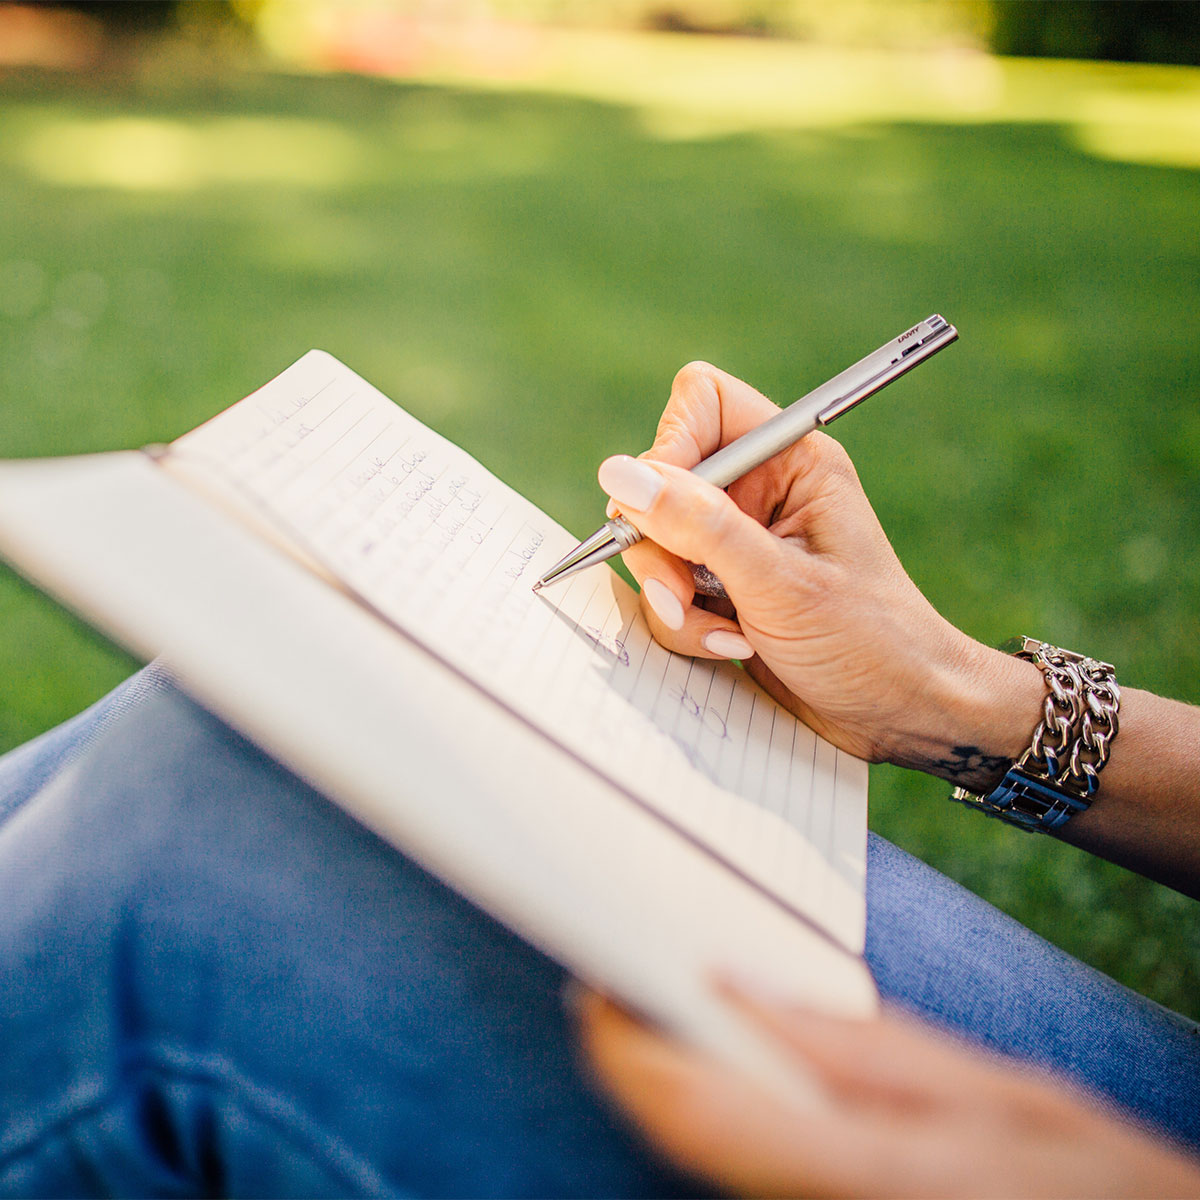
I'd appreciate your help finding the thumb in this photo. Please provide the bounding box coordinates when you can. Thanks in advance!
[597,455,787,603]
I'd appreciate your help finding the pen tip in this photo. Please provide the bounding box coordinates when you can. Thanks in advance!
[531,580,544,593]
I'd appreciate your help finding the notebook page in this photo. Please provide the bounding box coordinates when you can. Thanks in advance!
[172,351,868,950]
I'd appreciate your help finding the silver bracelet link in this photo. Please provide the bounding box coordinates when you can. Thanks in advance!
[1068,657,1121,796]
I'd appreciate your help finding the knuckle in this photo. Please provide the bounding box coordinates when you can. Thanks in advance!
[808,431,859,482]
[664,362,721,423]
[783,430,864,504]
[672,360,719,392]
[682,480,739,538]
[649,411,697,462]
[650,362,727,467]
[640,604,686,651]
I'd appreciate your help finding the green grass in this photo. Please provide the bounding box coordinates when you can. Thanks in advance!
[1,36,1198,1019]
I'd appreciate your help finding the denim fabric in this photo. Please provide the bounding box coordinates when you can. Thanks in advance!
[0,663,175,826]
[0,671,1195,1196]
[0,677,704,1199]
[866,836,1200,1154]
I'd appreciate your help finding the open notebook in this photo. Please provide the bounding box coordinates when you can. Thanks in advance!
[0,351,875,1096]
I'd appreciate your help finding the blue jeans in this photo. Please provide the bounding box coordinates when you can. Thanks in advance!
[0,666,1196,1196]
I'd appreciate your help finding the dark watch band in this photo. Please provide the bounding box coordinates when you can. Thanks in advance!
[951,767,1092,831]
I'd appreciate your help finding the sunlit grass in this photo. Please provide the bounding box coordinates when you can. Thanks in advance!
[8,112,367,190]
[8,34,1200,196]
[289,28,1200,168]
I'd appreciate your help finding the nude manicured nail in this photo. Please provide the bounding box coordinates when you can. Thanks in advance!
[642,579,685,630]
[704,630,754,660]
[598,455,664,513]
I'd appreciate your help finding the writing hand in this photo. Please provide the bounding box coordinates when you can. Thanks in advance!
[575,983,1200,1199]
[599,362,1041,784]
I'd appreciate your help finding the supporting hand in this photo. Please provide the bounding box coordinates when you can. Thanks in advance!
[576,983,1200,1199]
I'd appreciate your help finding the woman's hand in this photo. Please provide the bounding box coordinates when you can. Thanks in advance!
[575,984,1200,1199]
[601,362,1042,785]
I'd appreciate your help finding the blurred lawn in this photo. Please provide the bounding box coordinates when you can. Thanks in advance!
[1,34,1198,1018]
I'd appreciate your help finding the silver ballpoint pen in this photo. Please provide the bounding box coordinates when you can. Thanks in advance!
[533,314,958,593]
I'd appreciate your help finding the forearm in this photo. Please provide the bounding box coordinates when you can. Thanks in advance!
[1057,688,1200,897]
[899,641,1200,897]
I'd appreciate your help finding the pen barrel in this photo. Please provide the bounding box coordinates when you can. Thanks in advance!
[690,315,956,490]
[690,393,829,488]
[538,316,956,590]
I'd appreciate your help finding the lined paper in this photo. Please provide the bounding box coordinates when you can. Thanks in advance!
[172,350,867,950]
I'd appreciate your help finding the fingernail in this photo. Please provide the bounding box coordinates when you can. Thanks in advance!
[704,630,754,660]
[642,578,685,630]
[598,455,664,513]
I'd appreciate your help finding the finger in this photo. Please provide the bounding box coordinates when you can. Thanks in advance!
[580,993,1200,1200]
[598,454,792,610]
[575,994,960,1200]
[575,992,850,1198]
[645,361,782,469]
[715,978,1035,1111]
[619,538,695,625]
[644,366,842,537]
[620,539,755,661]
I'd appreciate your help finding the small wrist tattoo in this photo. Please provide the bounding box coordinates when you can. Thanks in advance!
[921,744,1011,785]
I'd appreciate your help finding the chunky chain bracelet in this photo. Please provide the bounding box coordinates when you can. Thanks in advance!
[951,637,1121,832]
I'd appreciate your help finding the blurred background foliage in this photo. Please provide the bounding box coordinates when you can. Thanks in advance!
[22,0,1200,64]
[1,1,1198,1019]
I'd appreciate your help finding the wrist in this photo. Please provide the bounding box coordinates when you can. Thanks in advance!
[888,632,1045,790]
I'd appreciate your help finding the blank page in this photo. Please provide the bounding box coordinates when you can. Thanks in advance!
[172,351,868,951]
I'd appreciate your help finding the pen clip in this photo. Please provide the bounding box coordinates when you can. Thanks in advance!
[816,315,957,425]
